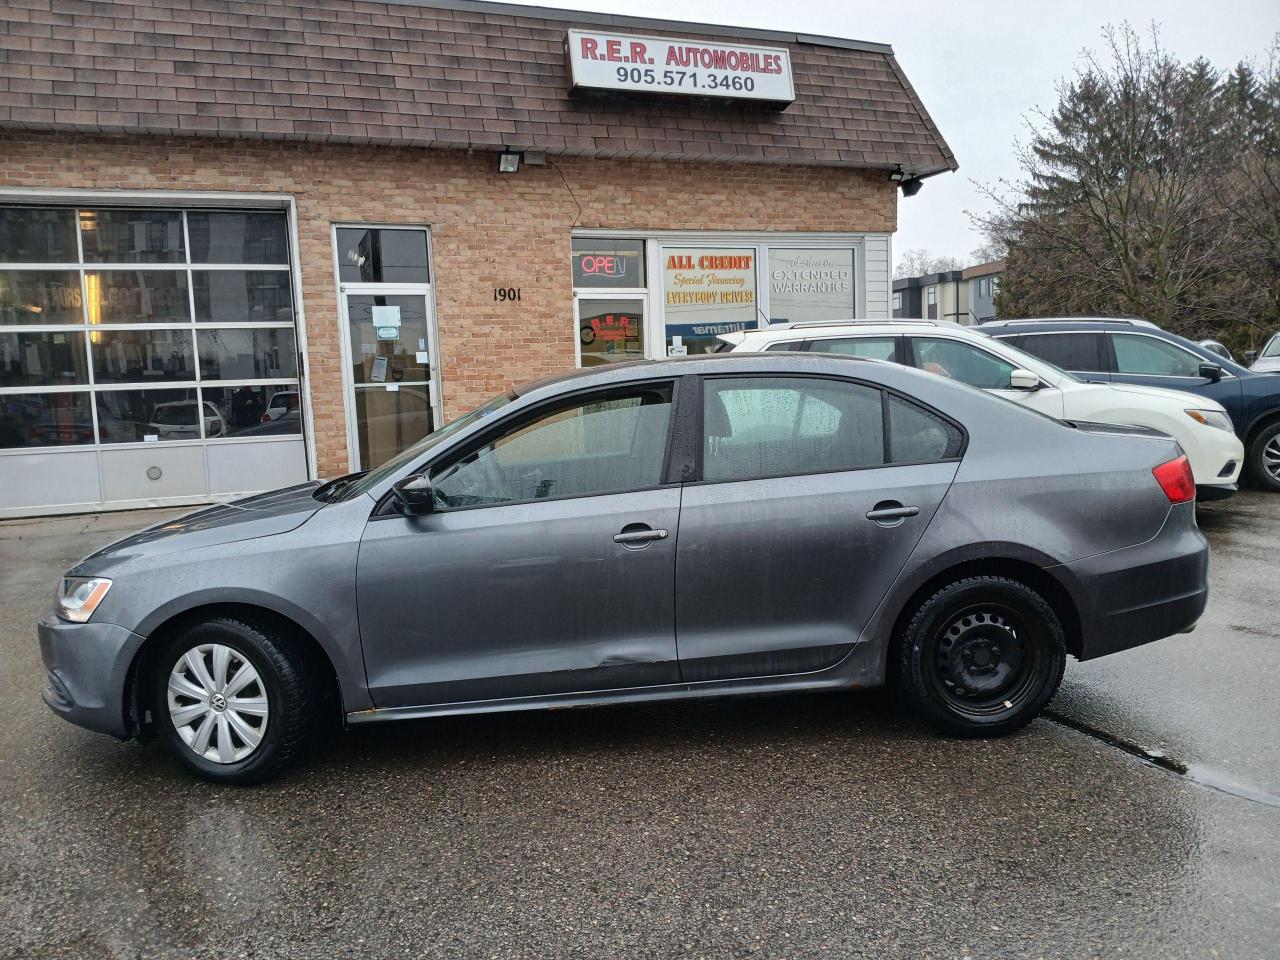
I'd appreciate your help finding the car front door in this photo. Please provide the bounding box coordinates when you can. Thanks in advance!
[674,374,963,682]
[356,379,682,708]
[1106,332,1241,415]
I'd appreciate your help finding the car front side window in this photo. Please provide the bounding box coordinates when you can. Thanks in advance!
[431,383,673,508]
[1112,334,1203,377]
[911,337,1017,390]
[701,376,885,482]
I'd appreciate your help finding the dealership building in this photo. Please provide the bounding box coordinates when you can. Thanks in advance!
[0,0,955,518]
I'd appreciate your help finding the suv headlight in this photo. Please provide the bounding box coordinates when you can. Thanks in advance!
[1185,409,1234,432]
[56,577,112,623]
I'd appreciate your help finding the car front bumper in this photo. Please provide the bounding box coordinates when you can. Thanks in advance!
[1061,502,1209,661]
[38,612,146,739]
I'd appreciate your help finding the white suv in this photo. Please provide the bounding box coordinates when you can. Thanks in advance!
[721,320,1244,499]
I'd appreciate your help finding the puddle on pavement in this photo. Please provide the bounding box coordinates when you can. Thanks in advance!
[1045,710,1280,810]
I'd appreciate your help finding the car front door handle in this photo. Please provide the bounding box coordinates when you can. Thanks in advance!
[613,527,669,545]
[866,503,920,523]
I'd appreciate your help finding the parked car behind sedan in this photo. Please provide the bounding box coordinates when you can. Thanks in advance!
[1248,332,1280,374]
[982,318,1280,492]
[722,320,1243,500]
[40,354,1208,784]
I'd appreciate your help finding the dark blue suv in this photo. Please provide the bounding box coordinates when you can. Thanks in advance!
[983,318,1280,492]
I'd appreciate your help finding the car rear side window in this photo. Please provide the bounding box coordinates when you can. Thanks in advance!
[1112,334,1203,376]
[431,383,673,507]
[701,376,884,482]
[887,395,963,462]
[809,337,896,360]
[764,341,805,352]
[1017,332,1104,372]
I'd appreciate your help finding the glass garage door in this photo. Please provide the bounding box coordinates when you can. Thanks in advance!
[0,205,308,517]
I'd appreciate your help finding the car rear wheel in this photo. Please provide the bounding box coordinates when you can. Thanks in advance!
[1246,421,1280,492]
[896,576,1066,737]
[152,617,318,784]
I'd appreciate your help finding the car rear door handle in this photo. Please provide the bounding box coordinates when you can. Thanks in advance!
[866,502,920,523]
[613,527,668,545]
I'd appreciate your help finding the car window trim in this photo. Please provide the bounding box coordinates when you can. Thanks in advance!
[1108,330,1235,379]
[690,370,966,486]
[371,374,683,518]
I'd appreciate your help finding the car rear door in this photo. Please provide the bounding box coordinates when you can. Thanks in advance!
[673,373,963,682]
[356,378,683,708]
[1005,331,1111,382]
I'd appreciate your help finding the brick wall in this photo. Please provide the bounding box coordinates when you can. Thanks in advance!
[0,131,896,476]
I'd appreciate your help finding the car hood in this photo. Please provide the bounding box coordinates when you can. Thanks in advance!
[70,482,324,573]
[1080,380,1228,412]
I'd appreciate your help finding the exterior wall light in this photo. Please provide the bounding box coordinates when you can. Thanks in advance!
[887,165,907,183]
[498,149,522,173]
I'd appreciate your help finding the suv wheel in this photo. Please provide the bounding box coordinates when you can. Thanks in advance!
[1246,421,1280,492]
[897,576,1066,737]
[153,617,318,784]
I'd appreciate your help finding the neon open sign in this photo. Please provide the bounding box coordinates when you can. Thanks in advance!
[578,254,628,278]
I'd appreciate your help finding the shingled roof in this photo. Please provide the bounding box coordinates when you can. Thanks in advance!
[0,0,958,176]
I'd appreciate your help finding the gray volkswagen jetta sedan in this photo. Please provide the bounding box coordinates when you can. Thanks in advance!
[39,353,1209,783]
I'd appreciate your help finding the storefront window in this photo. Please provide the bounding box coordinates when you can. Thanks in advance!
[578,298,645,366]
[767,248,855,324]
[336,228,429,284]
[662,247,758,356]
[0,207,78,263]
[572,239,645,289]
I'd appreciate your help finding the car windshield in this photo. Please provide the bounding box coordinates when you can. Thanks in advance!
[1263,336,1280,359]
[326,390,517,502]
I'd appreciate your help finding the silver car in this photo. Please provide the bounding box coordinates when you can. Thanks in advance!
[39,354,1209,783]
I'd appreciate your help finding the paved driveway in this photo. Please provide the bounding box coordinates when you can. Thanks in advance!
[1,496,1277,959]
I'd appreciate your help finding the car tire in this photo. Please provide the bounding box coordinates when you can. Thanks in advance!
[1246,421,1280,492]
[152,617,318,785]
[896,576,1066,737]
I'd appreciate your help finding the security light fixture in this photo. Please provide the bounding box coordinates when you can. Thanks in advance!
[887,165,907,183]
[498,149,522,174]
[900,177,924,197]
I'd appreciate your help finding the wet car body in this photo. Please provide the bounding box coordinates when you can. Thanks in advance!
[39,354,1209,780]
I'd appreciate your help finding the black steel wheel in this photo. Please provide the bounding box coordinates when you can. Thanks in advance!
[896,576,1066,736]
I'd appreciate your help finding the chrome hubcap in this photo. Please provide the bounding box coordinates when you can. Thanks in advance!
[1264,435,1280,482]
[167,643,269,764]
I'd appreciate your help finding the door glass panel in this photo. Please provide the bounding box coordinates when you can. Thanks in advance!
[702,376,884,482]
[912,337,1016,389]
[0,391,93,447]
[0,331,89,387]
[0,271,84,325]
[1018,333,1104,372]
[578,298,644,366]
[197,327,297,380]
[91,329,195,383]
[767,248,855,323]
[84,271,190,324]
[80,210,185,263]
[0,207,79,263]
[203,384,301,438]
[186,211,289,264]
[1112,334,1202,377]
[887,394,963,463]
[96,388,203,443]
[336,228,428,283]
[432,384,673,508]
[346,295,429,385]
[354,385,433,470]
[810,337,895,360]
[192,270,293,324]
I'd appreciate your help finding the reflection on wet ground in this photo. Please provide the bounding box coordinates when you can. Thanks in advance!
[2,498,1278,958]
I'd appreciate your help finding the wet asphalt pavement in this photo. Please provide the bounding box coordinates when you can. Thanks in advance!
[1,494,1278,959]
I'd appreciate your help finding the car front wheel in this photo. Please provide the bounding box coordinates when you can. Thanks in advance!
[153,617,318,784]
[1246,421,1280,492]
[896,576,1066,737]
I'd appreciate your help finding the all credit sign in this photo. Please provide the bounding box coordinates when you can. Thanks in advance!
[566,30,796,106]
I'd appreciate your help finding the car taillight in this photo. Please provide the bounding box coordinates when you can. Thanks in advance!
[1152,455,1195,504]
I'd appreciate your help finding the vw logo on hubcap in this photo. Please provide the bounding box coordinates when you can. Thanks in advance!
[209,693,227,712]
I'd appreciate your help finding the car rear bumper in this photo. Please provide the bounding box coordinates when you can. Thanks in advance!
[1060,502,1209,661]
[38,612,145,739]
[1196,482,1237,502]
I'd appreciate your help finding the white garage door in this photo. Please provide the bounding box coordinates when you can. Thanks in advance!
[0,204,309,518]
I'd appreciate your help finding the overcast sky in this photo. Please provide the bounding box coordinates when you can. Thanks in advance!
[499,0,1278,269]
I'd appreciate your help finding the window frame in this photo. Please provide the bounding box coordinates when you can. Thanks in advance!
[374,375,686,517]
[690,371,966,486]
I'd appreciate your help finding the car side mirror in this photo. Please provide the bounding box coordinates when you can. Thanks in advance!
[1008,369,1041,391]
[1198,361,1223,381]
[1245,350,1258,363]
[391,474,435,515]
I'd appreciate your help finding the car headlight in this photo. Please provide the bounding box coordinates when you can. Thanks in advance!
[1185,409,1234,432]
[56,577,112,623]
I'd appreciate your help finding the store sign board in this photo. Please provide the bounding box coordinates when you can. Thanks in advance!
[566,30,796,105]
[664,249,759,330]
